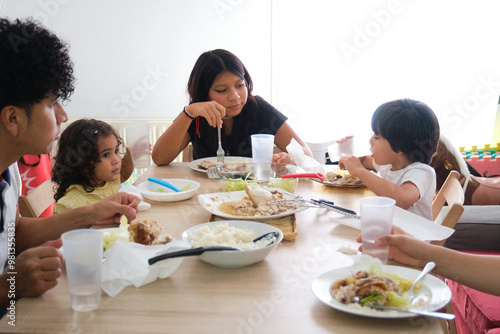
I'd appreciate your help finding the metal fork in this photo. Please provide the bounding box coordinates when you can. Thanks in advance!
[366,304,455,320]
[217,125,225,162]
[353,296,454,320]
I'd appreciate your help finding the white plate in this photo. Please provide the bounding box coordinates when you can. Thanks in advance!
[198,190,308,220]
[137,179,200,202]
[189,156,253,173]
[311,264,452,319]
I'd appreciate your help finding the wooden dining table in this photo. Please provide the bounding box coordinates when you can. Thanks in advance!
[0,163,447,333]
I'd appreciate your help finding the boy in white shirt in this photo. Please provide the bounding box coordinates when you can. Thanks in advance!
[340,98,440,220]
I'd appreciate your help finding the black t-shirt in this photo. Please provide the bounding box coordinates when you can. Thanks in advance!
[188,96,287,159]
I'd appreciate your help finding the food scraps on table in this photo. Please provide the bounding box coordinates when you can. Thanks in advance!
[330,265,423,308]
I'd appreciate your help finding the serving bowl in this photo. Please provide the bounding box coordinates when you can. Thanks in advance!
[137,179,200,202]
[207,162,303,193]
[181,220,283,268]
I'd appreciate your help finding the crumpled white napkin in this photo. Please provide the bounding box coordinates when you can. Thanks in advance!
[119,184,151,211]
[101,240,191,297]
[286,138,324,173]
[351,253,384,266]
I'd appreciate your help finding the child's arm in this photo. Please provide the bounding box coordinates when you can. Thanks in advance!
[340,156,420,209]
[359,155,374,170]
[121,147,134,183]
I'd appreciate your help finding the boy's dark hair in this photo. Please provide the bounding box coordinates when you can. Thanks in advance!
[0,18,75,116]
[371,98,440,164]
[52,119,123,201]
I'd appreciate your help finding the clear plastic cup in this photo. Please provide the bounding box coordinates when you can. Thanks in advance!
[251,134,275,163]
[359,197,396,264]
[124,121,151,169]
[251,134,275,180]
[62,229,103,312]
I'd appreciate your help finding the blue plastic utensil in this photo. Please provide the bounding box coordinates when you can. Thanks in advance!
[148,177,182,192]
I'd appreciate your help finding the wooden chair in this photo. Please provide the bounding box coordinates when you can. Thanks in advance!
[431,170,465,246]
[182,144,193,162]
[432,170,464,331]
[18,179,56,218]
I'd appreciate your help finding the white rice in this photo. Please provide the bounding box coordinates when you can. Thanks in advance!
[188,223,274,250]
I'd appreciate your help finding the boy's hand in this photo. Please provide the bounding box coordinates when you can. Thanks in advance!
[339,156,364,176]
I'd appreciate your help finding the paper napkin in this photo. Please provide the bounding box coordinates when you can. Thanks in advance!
[286,138,324,173]
[351,253,384,266]
[327,135,372,162]
[329,206,455,241]
[101,240,191,297]
[119,184,151,211]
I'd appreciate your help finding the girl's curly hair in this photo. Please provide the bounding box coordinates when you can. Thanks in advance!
[0,18,75,115]
[52,119,123,201]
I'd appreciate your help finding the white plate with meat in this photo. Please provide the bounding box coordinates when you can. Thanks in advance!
[197,189,308,220]
[311,264,451,319]
[189,156,253,173]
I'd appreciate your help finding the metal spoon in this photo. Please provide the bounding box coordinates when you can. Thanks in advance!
[148,232,280,265]
[407,261,436,301]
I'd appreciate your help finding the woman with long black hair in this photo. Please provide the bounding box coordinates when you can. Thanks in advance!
[152,49,312,165]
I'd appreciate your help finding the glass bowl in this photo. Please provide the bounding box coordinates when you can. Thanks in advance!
[207,162,303,193]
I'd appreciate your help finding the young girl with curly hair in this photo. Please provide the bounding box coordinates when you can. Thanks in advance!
[52,118,133,213]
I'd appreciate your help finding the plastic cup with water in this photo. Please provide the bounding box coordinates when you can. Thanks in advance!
[359,196,396,264]
[124,121,151,169]
[251,134,275,180]
[62,229,103,312]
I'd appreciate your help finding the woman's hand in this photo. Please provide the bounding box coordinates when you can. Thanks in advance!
[185,101,226,127]
[356,226,430,268]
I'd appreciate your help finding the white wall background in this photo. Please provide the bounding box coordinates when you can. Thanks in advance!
[2,0,500,148]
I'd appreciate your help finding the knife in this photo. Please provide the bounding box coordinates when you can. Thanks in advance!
[310,199,360,219]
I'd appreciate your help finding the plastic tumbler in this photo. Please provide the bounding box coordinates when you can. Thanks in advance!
[62,229,103,312]
[251,134,274,180]
[124,121,151,169]
[251,134,275,163]
[359,197,396,264]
